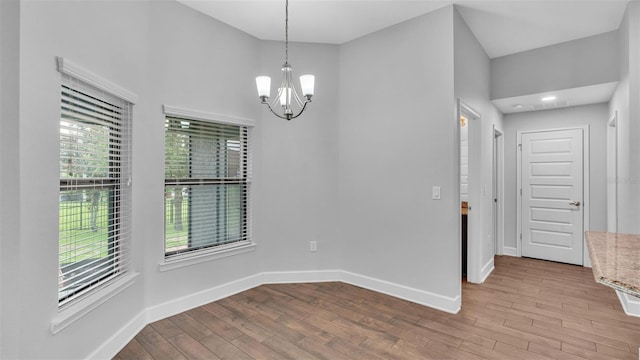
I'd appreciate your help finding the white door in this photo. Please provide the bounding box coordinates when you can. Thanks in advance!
[521,129,584,265]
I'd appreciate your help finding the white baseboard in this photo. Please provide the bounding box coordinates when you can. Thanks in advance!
[502,246,517,257]
[96,269,460,359]
[340,271,460,314]
[92,273,265,360]
[262,270,460,314]
[616,290,640,317]
[146,273,264,324]
[88,311,147,360]
[260,269,342,284]
[479,257,495,283]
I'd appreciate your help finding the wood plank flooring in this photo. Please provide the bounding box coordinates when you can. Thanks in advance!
[114,256,640,359]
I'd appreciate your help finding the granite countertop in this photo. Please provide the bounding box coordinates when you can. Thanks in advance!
[585,231,640,298]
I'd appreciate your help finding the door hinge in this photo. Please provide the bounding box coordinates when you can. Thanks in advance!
[518,144,522,150]
[520,188,522,196]
[520,233,522,240]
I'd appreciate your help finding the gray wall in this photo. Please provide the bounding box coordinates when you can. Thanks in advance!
[503,104,609,252]
[4,0,464,357]
[15,1,150,358]
[0,0,21,358]
[338,7,459,299]
[454,7,504,281]
[3,0,633,357]
[609,1,640,234]
[491,31,619,100]
[143,0,264,310]
[3,1,344,357]
[255,40,341,272]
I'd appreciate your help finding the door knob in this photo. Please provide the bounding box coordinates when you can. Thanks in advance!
[569,201,581,206]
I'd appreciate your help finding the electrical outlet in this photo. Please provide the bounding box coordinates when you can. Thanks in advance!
[310,241,317,252]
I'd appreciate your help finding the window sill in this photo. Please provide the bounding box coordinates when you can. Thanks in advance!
[158,242,256,272]
[51,272,139,334]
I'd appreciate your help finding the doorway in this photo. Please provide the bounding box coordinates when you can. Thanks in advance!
[493,126,504,255]
[516,127,590,265]
[458,100,481,282]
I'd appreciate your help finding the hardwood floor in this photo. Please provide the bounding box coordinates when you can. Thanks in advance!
[114,256,640,359]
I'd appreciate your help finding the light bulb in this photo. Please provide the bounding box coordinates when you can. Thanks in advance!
[279,87,292,106]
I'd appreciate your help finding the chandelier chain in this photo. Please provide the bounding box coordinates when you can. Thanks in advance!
[285,0,289,63]
[256,0,313,121]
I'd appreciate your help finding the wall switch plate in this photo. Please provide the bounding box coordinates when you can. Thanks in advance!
[310,241,317,252]
[432,186,441,200]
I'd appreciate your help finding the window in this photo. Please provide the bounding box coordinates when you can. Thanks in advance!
[164,116,250,259]
[58,75,132,307]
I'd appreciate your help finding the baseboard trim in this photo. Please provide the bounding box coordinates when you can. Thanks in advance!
[502,246,517,257]
[479,257,495,283]
[616,290,640,317]
[146,273,263,324]
[260,270,343,284]
[93,274,264,360]
[97,269,460,359]
[261,270,460,314]
[340,271,460,314]
[88,310,147,360]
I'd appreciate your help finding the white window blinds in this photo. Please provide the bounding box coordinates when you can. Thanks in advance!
[59,74,132,307]
[164,117,250,258]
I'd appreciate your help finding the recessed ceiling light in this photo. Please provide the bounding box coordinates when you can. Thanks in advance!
[513,104,523,109]
[541,96,556,102]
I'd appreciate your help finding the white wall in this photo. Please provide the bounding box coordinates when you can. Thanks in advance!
[144,0,263,310]
[0,0,21,358]
[503,104,609,252]
[629,2,640,233]
[7,1,264,358]
[15,1,150,358]
[256,40,341,272]
[491,31,619,100]
[4,0,629,358]
[338,6,460,305]
[610,1,640,234]
[453,8,504,282]
[3,1,343,357]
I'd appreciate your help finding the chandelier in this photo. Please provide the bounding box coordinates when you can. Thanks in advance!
[255,0,315,120]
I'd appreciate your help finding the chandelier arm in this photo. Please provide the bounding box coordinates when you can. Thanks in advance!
[287,99,311,120]
[292,87,304,108]
[264,101,291,120]
[269,88,282,109]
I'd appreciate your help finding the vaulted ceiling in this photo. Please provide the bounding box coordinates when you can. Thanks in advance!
[177,0,629,58]
[178,0,631,113]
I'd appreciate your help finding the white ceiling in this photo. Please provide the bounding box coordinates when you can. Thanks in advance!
[177,0,630,58]
[178,0,630,112]
[491,82,619,114]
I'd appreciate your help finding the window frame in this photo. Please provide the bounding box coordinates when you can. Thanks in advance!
[161,105,255,268]
[58,101,124,305]
[56,57,136,310]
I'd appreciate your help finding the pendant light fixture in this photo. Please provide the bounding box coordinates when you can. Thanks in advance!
[256,0,314,120]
